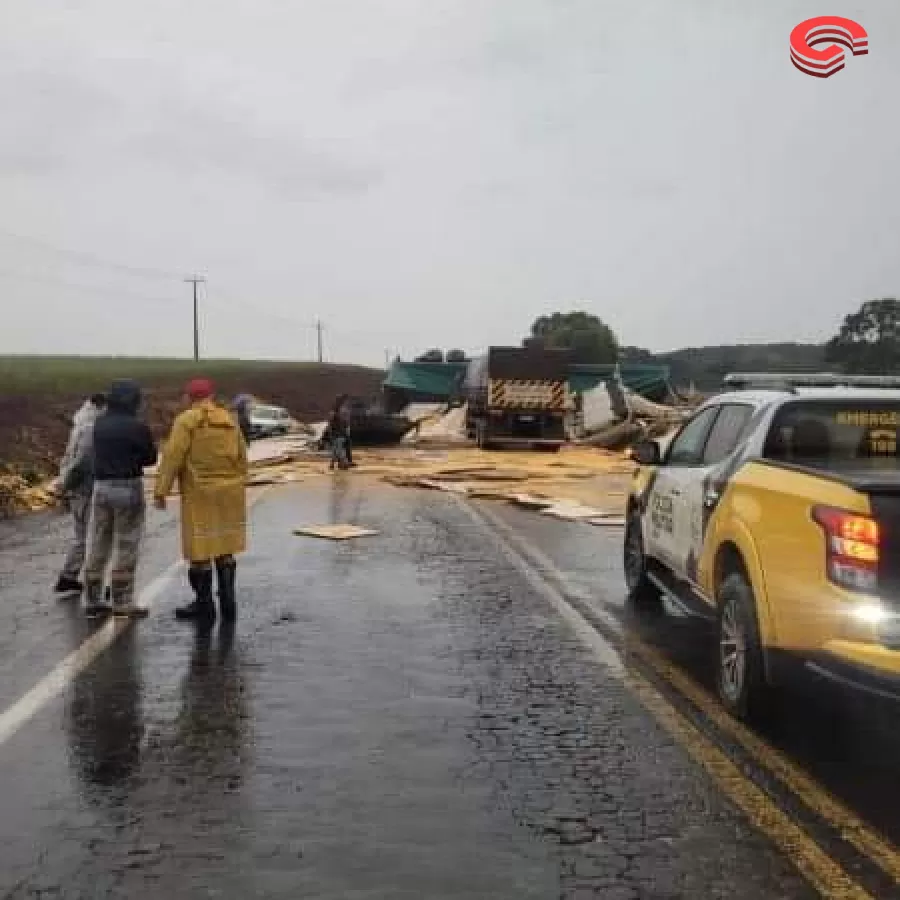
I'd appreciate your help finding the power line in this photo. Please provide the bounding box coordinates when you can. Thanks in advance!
[0,259,398,363]
[0,267,185,309]
[0,265,316,336]
[0,227,184,281]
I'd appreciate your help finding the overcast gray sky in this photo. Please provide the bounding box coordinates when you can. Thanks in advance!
[1,0,897,366]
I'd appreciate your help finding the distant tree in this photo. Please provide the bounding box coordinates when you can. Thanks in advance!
[446,349,467,363]
[415,348,444,363]
[825,298,900,374]
[526,311,618,364]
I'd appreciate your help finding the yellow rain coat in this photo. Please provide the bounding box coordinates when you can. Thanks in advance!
[154,399,249,562]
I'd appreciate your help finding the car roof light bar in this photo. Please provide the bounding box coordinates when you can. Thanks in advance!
[723,372,900,391]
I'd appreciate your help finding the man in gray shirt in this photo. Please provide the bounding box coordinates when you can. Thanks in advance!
[54,392,106,595]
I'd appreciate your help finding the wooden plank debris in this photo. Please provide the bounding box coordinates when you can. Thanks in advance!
[419,479,470,494]
[588,516,626,527]
[293,525,379,540]
[540,503,613,521]
[508,494,555,510]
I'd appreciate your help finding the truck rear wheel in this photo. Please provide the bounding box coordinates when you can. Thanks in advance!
[715,572,769,721]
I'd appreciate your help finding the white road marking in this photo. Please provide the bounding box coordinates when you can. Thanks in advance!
[0,485,272,750]
[0,561,179,747]
[468,498,625,638]
[456,497,624,674]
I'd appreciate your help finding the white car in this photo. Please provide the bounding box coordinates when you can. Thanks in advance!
[248,404,292,439]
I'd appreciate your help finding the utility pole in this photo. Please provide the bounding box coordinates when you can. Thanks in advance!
[184,275,206,361]
[316,320,323,363]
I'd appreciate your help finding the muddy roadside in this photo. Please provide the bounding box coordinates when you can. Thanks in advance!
[0,365,385,514]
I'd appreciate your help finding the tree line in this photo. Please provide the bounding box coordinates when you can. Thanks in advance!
[407,299,900,390]
[522,301,900,390]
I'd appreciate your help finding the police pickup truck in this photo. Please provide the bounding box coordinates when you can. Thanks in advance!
[625,373,900,719]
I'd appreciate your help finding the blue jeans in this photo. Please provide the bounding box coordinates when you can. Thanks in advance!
[330,436,349,469]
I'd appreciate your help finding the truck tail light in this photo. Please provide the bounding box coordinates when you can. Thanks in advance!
[812,505,879,592]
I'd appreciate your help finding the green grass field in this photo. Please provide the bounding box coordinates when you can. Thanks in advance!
[0,356,380,395]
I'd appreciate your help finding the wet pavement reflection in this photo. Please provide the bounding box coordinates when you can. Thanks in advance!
[68,624,144,798]
[175,621,249,789]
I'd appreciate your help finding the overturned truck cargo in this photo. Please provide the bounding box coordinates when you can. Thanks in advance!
[338,397,417,446]
[463,346,572,451]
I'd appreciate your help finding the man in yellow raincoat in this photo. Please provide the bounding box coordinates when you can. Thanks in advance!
[153,378,248,623]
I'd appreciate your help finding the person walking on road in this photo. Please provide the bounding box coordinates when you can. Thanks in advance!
[324,398,349,470]
[82,380,157,618]
[54,392,107,595]
[324,394,356,470]
[154,378,249,624]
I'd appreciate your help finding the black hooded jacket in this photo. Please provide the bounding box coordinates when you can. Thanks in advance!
[92,380,157,481]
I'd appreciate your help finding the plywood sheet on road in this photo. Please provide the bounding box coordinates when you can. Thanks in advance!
[293,525,379,540]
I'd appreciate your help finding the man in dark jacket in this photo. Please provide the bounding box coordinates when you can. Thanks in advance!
[82,379,157,618]
[231,393,254,443]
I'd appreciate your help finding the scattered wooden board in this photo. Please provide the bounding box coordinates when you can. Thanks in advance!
[436,468,535,482]
[509,494,555,510]
[293,525,379,541]
[541,504,612,521]
[468,488,520,501]
[588,515,626,527]
[430,464,497,475]
[419,479,470,494]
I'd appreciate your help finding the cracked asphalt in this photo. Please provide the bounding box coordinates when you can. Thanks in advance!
[0,477,894,898]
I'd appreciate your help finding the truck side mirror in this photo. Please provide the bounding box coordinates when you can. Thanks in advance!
[630,440,661,465]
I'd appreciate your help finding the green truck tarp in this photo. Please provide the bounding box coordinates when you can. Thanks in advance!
[383,361,468,397]
[383,361,672,403]
[568,364,672,402]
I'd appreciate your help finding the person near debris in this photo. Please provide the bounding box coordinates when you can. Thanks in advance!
[324,395,352,470]
[231,393,254,443]
[82,380,157,618]
[154,378,248,623]
[339,395,358,466]
[54,392,107,595]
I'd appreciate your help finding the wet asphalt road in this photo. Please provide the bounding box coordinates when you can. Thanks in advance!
[0,478,895,898]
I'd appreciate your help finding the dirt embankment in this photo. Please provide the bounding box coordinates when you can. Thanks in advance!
[0,364,384,478]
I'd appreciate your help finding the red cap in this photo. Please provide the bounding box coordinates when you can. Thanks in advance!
[186,378,214,401]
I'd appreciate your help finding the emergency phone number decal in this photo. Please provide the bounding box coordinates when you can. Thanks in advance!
[835,411,900,427]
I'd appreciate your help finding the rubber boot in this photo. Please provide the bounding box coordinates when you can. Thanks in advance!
[175,565,216,622]
[215,556,237,623]
[54,574,83,595]
[84,579,112,618]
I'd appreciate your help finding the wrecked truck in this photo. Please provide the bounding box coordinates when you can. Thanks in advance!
[463,346,572,451]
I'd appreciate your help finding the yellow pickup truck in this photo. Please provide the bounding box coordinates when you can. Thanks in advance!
[624,372,900,720]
